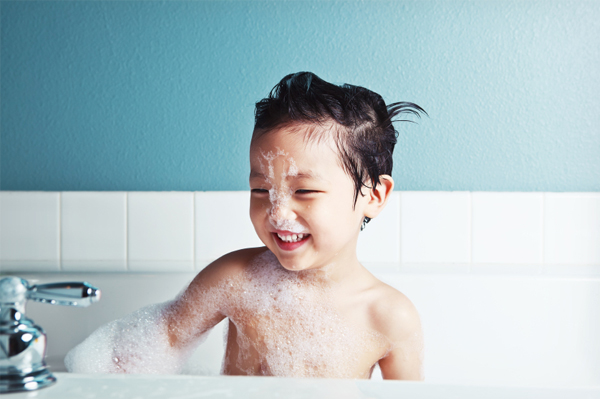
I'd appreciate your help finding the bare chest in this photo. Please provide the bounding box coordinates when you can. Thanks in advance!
[221,275,388,378]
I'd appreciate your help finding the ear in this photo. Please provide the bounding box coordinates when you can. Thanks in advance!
[364,175,394,219]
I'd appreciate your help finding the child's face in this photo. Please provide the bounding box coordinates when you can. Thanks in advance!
[249,124,369,272]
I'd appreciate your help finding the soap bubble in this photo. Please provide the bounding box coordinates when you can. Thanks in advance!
[65,301,208,374]
[66,250,391,378]
[220,251,389,378]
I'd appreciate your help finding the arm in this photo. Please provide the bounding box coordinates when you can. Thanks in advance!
[65,249,256,374]
[376,292,424,380]
[164,254,237,349]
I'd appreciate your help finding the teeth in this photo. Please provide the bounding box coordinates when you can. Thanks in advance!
[277,233,306,242]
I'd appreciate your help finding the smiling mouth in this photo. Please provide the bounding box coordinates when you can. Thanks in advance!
[272,232,310,250]
[276,233,307,242]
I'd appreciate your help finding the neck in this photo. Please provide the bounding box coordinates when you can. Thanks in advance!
[297,252,365,287]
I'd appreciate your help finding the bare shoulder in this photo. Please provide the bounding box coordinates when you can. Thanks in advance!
[167,247,268,340]
[367,279,424,380]
[166,247,268,347]
[188,246,268,289]
[367,279,421,343]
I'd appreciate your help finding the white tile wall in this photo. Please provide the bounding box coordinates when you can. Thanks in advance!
[401,191,470,263]
[128,192,194,272]
[472,192,543,264]
[195,192,262,269]
[544,193,600,265]
[61,192,127,271]
[357,192,400,264]
[0,192,60,271]
[1,191,599,273]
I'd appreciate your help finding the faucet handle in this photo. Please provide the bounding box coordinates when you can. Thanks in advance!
[28,282,101,307]
[0,276,101,311]
[0,277,102,393]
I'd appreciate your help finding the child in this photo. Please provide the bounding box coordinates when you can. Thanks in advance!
[66,72,425,380]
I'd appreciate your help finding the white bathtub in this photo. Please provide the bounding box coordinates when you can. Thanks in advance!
[11,264,600,394]
[5,373,600,399]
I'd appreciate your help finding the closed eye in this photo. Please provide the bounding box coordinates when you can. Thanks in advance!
[251,188,269,194]
[295,189,319,194]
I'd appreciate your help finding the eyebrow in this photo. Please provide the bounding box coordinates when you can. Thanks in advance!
[294,172,323,181]
[249,170,268,180]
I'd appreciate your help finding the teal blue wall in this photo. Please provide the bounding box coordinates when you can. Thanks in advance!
[2,1,599,191]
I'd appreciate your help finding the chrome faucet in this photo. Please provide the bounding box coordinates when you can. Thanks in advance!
[0,276,100,393]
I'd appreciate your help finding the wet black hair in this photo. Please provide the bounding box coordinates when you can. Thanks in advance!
[252,72,426,227]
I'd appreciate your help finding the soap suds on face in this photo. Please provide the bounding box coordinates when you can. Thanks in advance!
[270,218,307,233]
[258,148,308,233]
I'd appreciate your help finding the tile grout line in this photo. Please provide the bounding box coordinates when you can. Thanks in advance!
[193,192,196,271]
[469,192,474,269]
[125,192,129,271]
[58,192,63,271]
[541,192,545,267]
[398,191,402,268]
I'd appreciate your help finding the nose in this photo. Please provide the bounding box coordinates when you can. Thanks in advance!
[270,201,294,222]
